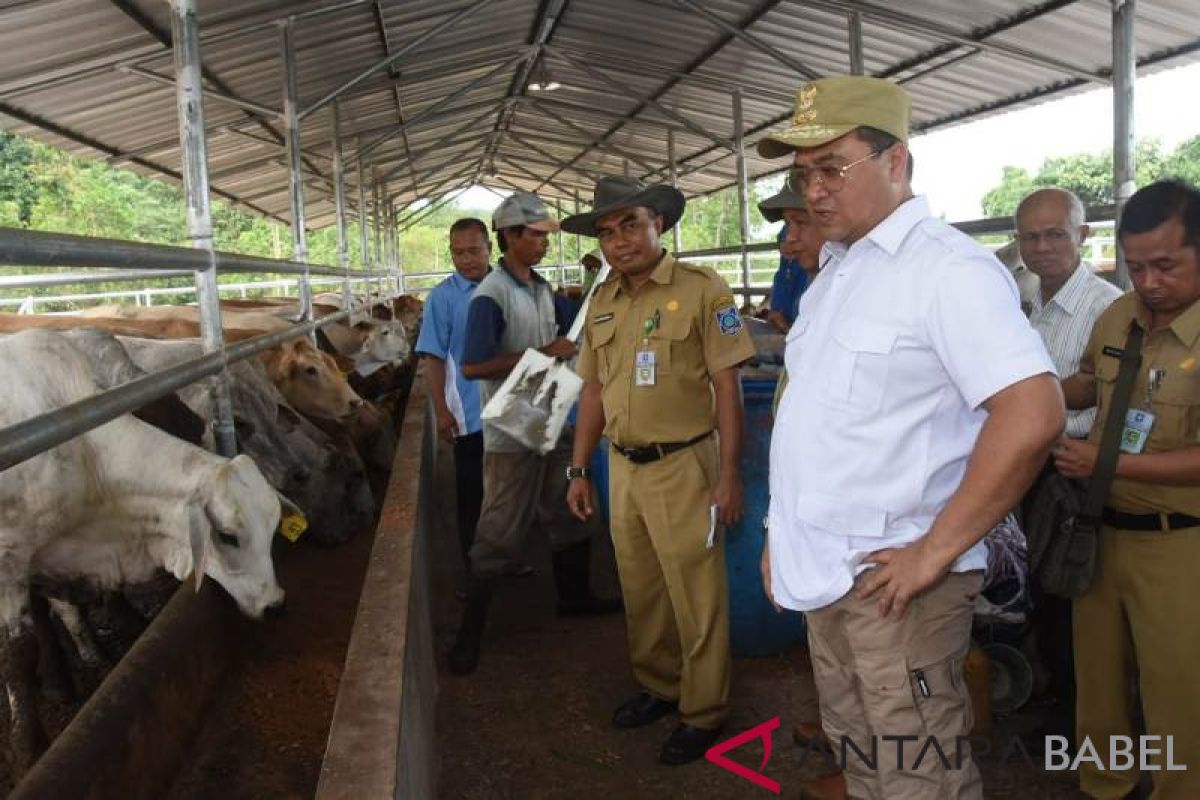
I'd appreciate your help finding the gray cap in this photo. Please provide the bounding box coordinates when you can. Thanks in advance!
[491,191,560,232]
[757,184,806,223]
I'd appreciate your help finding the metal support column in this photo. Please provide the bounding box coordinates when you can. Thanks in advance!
[282,17,312,327]
[668,129,682,254]
[332,101,352,311]
[848,11,865,75]
[372,175,383,298]
[574,190,582,267]
[170,0,236,457]
[1113,0,1136,288]
[733,89,751,292]
[555,200,565,284]
[357,139,369,278]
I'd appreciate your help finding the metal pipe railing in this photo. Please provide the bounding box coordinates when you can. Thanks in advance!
[0,269,194,290]
[0,228,392,279]
[0,308,355,473]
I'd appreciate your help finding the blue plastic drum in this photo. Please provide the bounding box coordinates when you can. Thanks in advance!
[726,377,806,657]
[586,379,805,657]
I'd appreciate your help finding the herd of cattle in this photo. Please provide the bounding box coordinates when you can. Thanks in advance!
[0,291,421,776]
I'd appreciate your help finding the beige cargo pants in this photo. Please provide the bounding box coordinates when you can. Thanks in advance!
[806,570,985,800]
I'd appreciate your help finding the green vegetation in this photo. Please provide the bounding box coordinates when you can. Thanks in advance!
[0,130,781,308]
[980,136,1200,217]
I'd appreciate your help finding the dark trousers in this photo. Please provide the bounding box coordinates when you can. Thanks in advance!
[453,431,485,566]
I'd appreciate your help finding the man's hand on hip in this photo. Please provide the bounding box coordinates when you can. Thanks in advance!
[858,538,952,619]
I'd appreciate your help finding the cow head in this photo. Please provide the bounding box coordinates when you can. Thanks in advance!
[187,454,287,618]
[358,321,410,365]
[268,339,364,420]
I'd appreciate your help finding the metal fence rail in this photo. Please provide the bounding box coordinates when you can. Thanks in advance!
[0,222,395,474]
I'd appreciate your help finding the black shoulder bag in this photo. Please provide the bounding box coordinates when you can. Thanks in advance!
[1026,320,1144,598]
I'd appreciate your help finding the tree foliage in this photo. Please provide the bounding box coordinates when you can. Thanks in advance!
[981,137,1196,217]
[0,129,784,306]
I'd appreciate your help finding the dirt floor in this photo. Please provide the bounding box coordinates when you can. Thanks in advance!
[431,435,1089,800]
[166,519,377,800]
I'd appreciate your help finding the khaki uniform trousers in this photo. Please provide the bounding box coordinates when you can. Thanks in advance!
[468,435,592,579]
[1074,525,1200,800]
[806,570,984,800]
[607,435,730,730]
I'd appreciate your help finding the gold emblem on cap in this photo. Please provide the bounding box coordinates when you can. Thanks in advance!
[667,300,679,312]
[793,83,818,125]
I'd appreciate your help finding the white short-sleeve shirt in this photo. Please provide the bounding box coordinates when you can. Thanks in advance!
[768,196,1056,612]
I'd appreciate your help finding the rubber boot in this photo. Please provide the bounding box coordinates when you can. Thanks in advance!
[447,576,495,675]
[552,540,622,616]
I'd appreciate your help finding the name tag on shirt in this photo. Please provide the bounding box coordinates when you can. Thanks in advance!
[635,349,656,386]
[1120,408,1155,454]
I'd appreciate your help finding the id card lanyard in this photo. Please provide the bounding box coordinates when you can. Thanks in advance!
[635,309,661,387]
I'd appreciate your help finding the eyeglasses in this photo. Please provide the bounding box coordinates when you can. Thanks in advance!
[1015,229,1073,245]
[786,150,883,194]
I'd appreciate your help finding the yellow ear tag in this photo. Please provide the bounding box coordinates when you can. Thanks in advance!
[279,512,308,542]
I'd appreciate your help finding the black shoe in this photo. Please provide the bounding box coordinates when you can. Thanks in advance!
[553,541,622,616]
[447,576,494,676]
[612,692,677,729]
[660,724,723,765]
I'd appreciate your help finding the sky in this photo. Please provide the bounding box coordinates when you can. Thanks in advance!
[455,62,1200,224]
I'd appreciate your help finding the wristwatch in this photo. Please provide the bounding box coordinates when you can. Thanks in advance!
[565,465,592,481]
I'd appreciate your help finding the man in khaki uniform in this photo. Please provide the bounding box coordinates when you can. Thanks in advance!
[1057,180,1200,800]
[563,176,754,765]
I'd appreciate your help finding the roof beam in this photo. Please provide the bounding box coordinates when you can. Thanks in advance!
[545,46,734,150]
[496,156,590,198]
[379,103,503,188]
[481,0,570,178]
[535,0,783,194]
[524,100,661,175]
[672,0,820,79]
[300,0,500,121]
[371,0,419,201]
[355,50,530,162]
[121,64,280,118]
[810,0,1107,84]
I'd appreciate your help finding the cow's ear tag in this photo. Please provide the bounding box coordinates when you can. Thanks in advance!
[278,512,308,542]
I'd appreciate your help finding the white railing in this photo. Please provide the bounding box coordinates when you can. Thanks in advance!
[2,275,387,314]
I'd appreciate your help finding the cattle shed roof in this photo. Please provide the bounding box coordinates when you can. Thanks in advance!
[1,0,1198,230]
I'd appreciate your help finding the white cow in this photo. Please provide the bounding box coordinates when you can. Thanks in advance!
[0,329,287,772]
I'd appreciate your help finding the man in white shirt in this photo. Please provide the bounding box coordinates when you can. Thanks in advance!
[756,76,1065,800]
[1019,187,1123,439]
[1016,187,1122,754]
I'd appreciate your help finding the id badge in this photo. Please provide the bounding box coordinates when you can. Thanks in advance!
[635,348,656,387]
[1119,408,1155,454]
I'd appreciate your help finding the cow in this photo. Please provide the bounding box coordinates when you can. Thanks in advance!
[114,335,375,546]
[0,313,364,422]
[0,329,289,773]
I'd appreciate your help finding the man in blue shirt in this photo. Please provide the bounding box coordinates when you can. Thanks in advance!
[448,193,620,676]
[416,217,492,574]
[760,184,824,333]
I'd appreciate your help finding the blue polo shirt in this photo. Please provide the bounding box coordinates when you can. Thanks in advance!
[770,226,808,324]
[415,270,485,436]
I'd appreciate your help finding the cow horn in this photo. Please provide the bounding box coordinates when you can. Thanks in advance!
[187,503,209,593]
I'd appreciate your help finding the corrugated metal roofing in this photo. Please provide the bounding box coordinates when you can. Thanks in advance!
[1,0,1197,231]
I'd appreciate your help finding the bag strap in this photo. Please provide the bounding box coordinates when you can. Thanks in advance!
[1082,320,1145,521]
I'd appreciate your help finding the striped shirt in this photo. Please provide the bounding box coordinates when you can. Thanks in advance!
[1029,261,1123,438]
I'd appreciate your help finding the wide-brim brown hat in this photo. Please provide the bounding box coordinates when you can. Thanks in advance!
[757,75,911,159]
[757,184,806,223]
[561,176,685,236]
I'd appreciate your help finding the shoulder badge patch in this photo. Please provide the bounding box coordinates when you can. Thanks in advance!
[714,303,743,337]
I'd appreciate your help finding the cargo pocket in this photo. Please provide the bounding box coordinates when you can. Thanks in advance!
[909,648,973,759]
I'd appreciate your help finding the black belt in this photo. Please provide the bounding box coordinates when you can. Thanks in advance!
[1102,507,1200,532]
[612,431,711,464]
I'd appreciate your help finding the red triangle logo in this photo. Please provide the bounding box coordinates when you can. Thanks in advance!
[705,716,781,795]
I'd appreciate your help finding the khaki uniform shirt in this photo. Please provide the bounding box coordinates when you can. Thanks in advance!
[1079,292,1200,516]
[577,252,755,448]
